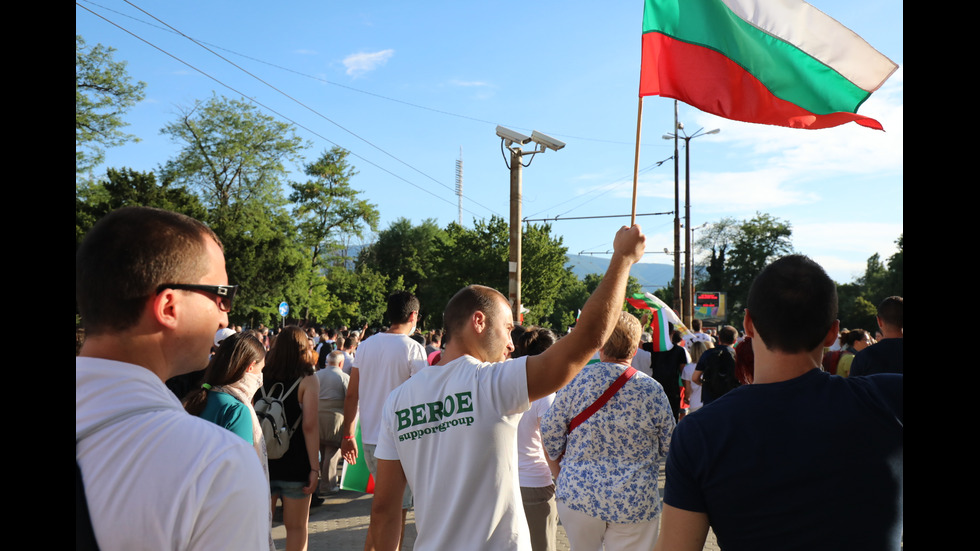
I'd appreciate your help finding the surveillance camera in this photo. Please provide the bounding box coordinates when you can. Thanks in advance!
[496,126,531,145]
[530,130,565,152]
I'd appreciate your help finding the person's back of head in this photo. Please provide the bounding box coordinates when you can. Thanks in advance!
[718,325,738,346]
[76,206,220,336]
[514,326,557,358]
[387,291,420,325]
[326,349,345,368]
[747,255,837,353]
[346,330,360,349]
[266,326,316,382]
[689,339,714,363]
[692,319,703,332]
[876,296,903,331]
[601,312,641,362]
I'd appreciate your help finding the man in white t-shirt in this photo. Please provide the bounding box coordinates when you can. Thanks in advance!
[75,207,270,551]
[370,224,648,551]
[341,291,427,549]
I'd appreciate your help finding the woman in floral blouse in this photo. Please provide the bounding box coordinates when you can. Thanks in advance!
[542,312,676,550]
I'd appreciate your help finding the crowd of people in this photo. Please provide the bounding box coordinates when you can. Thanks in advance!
[77,206,902,551]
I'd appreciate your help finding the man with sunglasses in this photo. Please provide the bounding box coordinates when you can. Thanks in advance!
[76,206,270,551]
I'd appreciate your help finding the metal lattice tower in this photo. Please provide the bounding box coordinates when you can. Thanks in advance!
[455,148,463,225]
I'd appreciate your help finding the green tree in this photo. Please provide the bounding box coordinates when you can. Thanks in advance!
[76,35,147,179]
[726,213,793,321]
[160,95,308,227]
[357,216,578,330]
[357,217,448,326]
[837,234,902,330]
[322,265,392,329]
[159,95,309,326]
[75,168,205,248]
[289,147,380,321]
[695,217,739,293]
[693,213,793,327]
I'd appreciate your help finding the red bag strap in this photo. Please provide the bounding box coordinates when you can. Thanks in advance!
[567,366,638,433]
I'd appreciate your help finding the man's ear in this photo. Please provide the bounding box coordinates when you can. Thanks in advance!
[152,289,180,330]
[471,310,487,334]
[822,319,841,347]
[743,310,755,339]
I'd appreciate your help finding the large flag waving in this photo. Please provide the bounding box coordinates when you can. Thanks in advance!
[625,292,697,351]
[639,0,898,130]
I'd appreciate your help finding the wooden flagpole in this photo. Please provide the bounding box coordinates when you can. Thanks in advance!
[630,96,644,227]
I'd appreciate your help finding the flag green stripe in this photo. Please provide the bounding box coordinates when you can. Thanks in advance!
[642,0,869,115]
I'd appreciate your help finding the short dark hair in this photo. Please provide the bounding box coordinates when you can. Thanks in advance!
[691,319,702,331]
[386,291,420,325]
[76,206,220,335]
[877,296,903,329]
[443,285,505,344]
[513,326,557,358]
[747,255,837,353]
[718,325,737,346]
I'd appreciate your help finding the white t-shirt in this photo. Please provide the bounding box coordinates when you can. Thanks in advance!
[352,332,427,445]
[375,354,532,551]
[681,362,703,412]
[76,357,270,551]
[631,347,653,378]
[517,393,556,488]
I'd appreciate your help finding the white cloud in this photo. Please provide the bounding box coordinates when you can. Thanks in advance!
[343,49,394,77]
[449,79,490,88]
[693,66,903,177]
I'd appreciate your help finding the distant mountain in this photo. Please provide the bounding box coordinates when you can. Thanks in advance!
[565,254,674,291]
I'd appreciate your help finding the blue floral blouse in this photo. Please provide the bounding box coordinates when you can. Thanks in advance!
[541,361,675,523]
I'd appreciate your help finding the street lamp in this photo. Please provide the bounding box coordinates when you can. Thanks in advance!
[663,126,720,327]
[496,125,565,323]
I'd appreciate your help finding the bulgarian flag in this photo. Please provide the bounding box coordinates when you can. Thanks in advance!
[626,293,673,351]
[639,0,898,130]
[339,420,374,493]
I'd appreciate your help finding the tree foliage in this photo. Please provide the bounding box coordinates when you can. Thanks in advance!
[76,35,147,178]
[75,168,205,249]
[694,212,793,328]
[837,234,903,330]
[160,95,307,227]
[289,147,380,321]
[158,95,309,327]
[356,216,580,331]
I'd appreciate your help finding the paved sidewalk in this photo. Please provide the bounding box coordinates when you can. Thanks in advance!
[276,464,721,550]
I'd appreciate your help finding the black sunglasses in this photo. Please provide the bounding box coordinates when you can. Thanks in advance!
[156,284,239,312]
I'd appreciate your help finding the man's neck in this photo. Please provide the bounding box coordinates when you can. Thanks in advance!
[387,321,414,336]
[79,334,171,382]
[752,347,823,384]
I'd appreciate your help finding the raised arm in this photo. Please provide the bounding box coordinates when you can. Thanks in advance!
[526,224,646,401]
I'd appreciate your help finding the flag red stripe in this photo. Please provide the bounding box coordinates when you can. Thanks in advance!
[639,32,884,131]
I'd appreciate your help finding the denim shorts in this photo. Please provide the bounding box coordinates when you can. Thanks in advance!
[270,479,308,500]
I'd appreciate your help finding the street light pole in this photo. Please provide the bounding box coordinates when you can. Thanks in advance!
[663,126,720,327]
[672,102,681,316]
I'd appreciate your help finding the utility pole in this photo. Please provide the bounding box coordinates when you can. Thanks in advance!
[496,126,565,323]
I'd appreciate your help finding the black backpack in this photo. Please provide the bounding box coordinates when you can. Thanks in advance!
[700,346,739,401]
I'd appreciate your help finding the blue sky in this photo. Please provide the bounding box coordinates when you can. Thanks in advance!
[76,0,903,285]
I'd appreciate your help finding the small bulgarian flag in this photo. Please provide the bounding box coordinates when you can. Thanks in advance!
[340,421,374,493]
[639,0,898,130]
